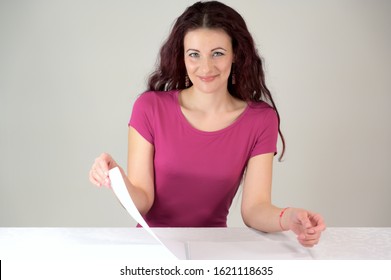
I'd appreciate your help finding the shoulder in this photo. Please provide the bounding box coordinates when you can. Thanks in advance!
[246,101,278,122]
[135,90,177,102]
[241,101,279,141]
[134,90,178,108]
[247,100,274,111]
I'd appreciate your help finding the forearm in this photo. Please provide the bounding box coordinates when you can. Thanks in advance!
[118,166,153,215]
[242,203,290,233]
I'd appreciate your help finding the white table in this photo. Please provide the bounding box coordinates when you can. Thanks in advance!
[0,227,390,260]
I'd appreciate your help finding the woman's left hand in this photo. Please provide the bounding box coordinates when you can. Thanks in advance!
[286,208,326,247]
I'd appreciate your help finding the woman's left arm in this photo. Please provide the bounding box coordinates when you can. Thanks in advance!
[241,153,326,247]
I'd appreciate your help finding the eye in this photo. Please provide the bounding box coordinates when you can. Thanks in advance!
[212,51,224,57]
[188,52,200,58]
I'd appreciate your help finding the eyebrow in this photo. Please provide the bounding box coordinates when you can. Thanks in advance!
[186,47,227,53]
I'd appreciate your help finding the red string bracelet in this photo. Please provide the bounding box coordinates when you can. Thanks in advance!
[279,207,290,231]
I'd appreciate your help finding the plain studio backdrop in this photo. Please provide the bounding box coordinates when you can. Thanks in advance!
[0,0,390,227]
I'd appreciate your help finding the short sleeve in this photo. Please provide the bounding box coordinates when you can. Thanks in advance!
[128,92,155,144]
[250,109,279,157]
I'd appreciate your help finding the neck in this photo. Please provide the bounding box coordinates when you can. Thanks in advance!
[181,86,234,113]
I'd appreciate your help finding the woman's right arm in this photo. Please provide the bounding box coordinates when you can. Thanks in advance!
[125,126,155,215]
[88,127,155,215]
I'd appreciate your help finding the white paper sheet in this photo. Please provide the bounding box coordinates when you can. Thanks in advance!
[108,167,180,259]
[187,240,312,260]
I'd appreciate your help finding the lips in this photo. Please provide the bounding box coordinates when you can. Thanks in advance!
[198,75,218,82]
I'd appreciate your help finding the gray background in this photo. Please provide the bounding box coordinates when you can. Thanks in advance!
[1,0,390,227]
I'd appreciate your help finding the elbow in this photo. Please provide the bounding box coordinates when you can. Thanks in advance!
[137,196,154,216]
[241,206,256,229]
[241,203,270,233]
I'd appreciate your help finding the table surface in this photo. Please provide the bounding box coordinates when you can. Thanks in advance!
[0,227,390,260]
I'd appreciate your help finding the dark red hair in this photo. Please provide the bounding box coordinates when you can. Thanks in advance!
[147,1,285,160]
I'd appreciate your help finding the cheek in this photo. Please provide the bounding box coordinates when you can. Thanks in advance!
[184,60,197,73]
[219,61,233,76]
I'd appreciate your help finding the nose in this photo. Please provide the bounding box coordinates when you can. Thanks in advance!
[199,56,214,74]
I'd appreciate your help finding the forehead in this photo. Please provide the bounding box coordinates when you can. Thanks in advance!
[184,28,232,49]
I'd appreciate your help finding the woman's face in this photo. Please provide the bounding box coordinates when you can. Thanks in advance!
[184,28,234,94]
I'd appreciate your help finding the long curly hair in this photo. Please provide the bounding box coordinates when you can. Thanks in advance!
[147,1,285,160]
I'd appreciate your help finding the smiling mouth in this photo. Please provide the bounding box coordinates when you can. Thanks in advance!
[198,75,218,82]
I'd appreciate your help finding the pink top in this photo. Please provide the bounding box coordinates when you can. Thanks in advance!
[129,90,278,227]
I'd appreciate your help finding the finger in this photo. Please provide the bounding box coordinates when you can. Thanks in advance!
[90,160,109,187]
[303,222,324,235]
[298,234,320,247]
[309,214,326,232]
[311,224,326,233]
[302,231,321,240]
[299,238,319,247]
[89,169,102,187]
[96,170,110,188]
[90,153,116,188]
[91,167,106,186]
[95,158,109,178]
[305,229,321,237]
[99,153,113,172]
[297,212,312,229]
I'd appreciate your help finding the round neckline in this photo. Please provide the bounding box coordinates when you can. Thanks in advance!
[174,90,250,135]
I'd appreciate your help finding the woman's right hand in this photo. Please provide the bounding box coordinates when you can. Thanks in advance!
[88,153,118,188]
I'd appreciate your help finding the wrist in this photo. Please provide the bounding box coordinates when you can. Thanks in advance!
[279,207,291,231]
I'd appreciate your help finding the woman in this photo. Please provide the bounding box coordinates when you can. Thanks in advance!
[89,1,325,247]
